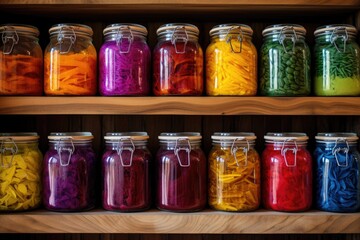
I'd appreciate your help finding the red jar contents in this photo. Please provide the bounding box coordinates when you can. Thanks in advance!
[156,132,206,212]
[262,133,312,212]
[102,132,151,212]
[153,24,203,95]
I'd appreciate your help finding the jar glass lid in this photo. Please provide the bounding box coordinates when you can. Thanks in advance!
[211,132,256,141]
[48,132,94,141]
[158,132,202,141]
[209,24,253,37]
[104,132,149,141]
[0,132,39,141]
[314,24,357,37]
[0,24,39,37]
[49,23,93,37]
[103,23,148,37]
[262,24,306,37]
[264,132,308,141]
[315,132,358,142]
[156,23,199,37]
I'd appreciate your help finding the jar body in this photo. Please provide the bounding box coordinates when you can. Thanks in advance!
[260,36,311,96]
[102,143,151,211]
[153,38,203,95]
[0,142,42,211]
[43,142,96,211]
[314,142,360,212]
[262,143,312,211]
[208,144,260,211]
[156,143,206,211]
[0,27,43,95]
[314,35,360,96]
[44,31,97,95]
[206,35,257,95]
[99,36,150,96]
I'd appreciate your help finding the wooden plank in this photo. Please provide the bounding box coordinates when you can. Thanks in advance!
[0,97,360,115]
[0,210,359,234]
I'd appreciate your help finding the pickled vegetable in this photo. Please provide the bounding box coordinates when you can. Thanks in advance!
[206,38,257,95]
[0,54,43,95]
[208,146,260,211]
[0,147,41,211]
[44,47,97,95]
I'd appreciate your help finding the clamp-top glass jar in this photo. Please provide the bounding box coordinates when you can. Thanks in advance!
[314,133,360,212]
[99,24,151,96]
[0,24,43,95]
[44,24,97,95]
[260,24,311,96]
[156,132,206,212]
[206,24,257,96]
[262,133,312,212]
[208,133,260,211]
[314,25,360,96]
[43,132,96,212]
[102,132,151,212]
[0,133,42,211]
[153,23,203,95]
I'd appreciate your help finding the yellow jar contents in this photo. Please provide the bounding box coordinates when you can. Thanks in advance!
[208,144,260,211]
[206,25,257,96]
[0,143,42,211]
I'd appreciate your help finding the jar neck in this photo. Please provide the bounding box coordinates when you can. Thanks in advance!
[315,34,356,43]
[264,34,305,42]
[157,35,198,42]
[49,141,92,150]
[106,141,147,150]
[211,34,252,41]
[50,34,92,42]
[160,141,201,149]
[104,34,146,42]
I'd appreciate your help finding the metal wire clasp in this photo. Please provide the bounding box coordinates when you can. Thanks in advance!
[332,138,349,167]
[331,27,348,53]
[226,26,243,53]
[0,138,18,168]
[171,26,188,54]
[57,26,76,54]
[56,138,75,166]
[116,26,134,54]
[281,138,298,167]
[116,138,135,167]
[174,138,191,167]
[2,27,19,55]
[278,26,298,54]
[231,137,249,167]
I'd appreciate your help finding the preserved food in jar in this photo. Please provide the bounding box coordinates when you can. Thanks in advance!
[43,132,96,211]
[0,24,43,95]
[44,24,97,95]
[314,25,360,96]
[262,133,312,211]
[260,24,311,96]
[156,132,206,211]
[208,133,260,211]
[153,24,203,95]
[0,133,42,211]
[206,24,257,95]
[99,24,150,96]
[102,132,151,211]
[314,133,360,212]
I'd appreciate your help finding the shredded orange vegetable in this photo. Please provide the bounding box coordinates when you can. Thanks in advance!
[208,146,260,211]
[0,144,42,211]
[0,54,43,95]
[44,47,97,95]
[206,38,257,95]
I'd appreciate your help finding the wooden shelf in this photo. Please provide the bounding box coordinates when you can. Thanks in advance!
[0,96,359,115]
[0,209,359,234]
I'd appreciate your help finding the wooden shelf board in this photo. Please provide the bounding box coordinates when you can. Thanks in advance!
[1,209,359,234]
[0,97,359,115]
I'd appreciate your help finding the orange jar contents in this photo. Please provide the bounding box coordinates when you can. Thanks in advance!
[44,24,97,95]
[0,24,43,95]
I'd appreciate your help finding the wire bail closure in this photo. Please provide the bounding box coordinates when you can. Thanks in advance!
[332,138,349,167]
[278,26,298,54]
[171,26,188,54]
[56,138,75,166]
[116,138,135,167]
[231,137,249,167]
[57,26,76,54]
[0,138,18,168]
[174,138,191,167]
[2,27,19,55]
[281,138,298,167]
[330,27,348,53]
[116,26,134,54]
[226,26,244,53]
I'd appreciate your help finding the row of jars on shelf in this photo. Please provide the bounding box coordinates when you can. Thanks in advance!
[0,132,359,213]
[0,23,360,96]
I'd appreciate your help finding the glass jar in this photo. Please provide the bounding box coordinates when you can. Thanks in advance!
[153,23,203,95]
[44,24,97,95]
[262,133,312,212]
[314,25,360,96]
[208,133,260,211]
[0,133,42,211]
[99,24,151,96]
[156,132,206,212]
[0,24,43,95]
[102,132,151,212]
[260,24,311,96]
[43,132,96,211]
[314,133,360,212]
[206,24,257,96]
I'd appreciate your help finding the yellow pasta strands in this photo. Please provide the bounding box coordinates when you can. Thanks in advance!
[0,145,42,211]
[206,38,257,95]
[208,146,260,211]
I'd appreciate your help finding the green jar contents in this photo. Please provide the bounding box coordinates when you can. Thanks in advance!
[260,24,311,96]
[314,25,360,96]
